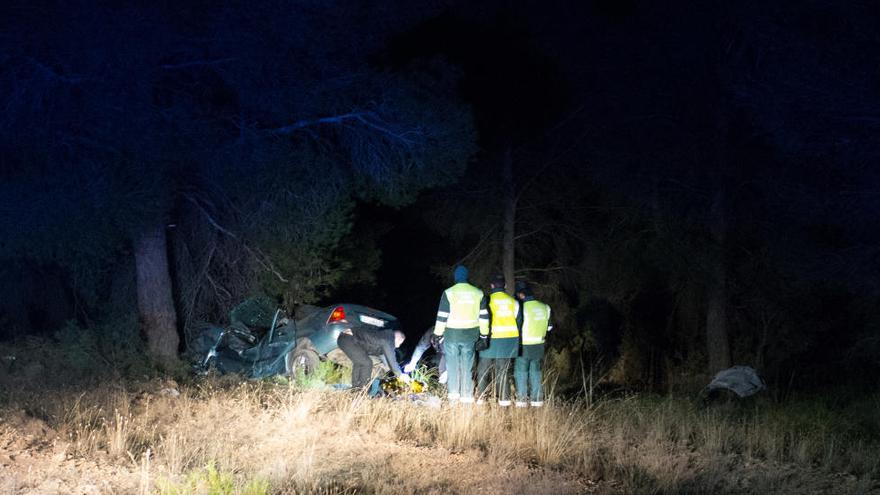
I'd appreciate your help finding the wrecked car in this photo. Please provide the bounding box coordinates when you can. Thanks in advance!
[190,300,401,379]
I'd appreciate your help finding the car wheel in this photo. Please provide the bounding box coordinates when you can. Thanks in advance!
[287,348,320,376]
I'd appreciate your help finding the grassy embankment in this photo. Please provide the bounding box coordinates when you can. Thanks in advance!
[0,338,878,494]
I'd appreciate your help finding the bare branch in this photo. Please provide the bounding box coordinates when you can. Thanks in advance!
[160,58,237,70]
[269,111,421,145]
[270,112,367,134]
[514,266,569,274]
[454,226,499,266]
[23,56,90,84]
[184,193,289,283]
[514,227,544,241]
[206,273,232,299]
[184,194,238,239]
[250,246,290,283]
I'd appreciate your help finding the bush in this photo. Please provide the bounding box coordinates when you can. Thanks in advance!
[0,315,155,390]
[156,463,268,495]
[291,359,349,389]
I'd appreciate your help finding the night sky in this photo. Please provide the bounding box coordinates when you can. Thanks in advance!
[1,0,879,390]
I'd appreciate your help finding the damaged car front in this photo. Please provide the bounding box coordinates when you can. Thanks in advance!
[191,302,401,379]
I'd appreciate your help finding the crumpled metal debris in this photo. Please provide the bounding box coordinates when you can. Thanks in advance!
[705,365,766,398]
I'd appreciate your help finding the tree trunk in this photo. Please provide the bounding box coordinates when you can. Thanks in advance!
[706,189,730,373]
[501,146,516,295]
[706,49,734,375]
[134,224,179,359]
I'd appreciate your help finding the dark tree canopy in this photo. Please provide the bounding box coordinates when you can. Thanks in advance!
[0,1,476,347]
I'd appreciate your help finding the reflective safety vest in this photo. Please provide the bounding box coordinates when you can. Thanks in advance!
[489,291,519,338]
[445,283,484,329]
[521,300,551,345]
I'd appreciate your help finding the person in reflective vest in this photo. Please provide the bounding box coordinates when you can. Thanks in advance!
[514,281,552,407]
[432,265,489,403]
[476,274,520,406]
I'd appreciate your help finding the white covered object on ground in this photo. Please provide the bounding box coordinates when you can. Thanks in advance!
[705,365,766,398]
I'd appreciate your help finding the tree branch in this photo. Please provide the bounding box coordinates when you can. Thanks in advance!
[206,272,232,299]
[184,194,238,239]
[454,226,498,266]
[23,56,89,84]
[270,112,367,134]
[184,193,289,283]
[514,266,569,274]
[269,111,420,145]
[160,58,237,70]
[514,227,544,241]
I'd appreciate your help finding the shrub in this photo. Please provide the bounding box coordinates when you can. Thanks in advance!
[156,462,268,495]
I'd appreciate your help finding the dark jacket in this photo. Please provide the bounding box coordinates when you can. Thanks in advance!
[351,327,402,376]
[410,326,443,366]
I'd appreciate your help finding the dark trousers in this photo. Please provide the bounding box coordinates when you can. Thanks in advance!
[477,357,512,402]
[337,333,373,388]
[514,355,543,402]
[443,337,477,400]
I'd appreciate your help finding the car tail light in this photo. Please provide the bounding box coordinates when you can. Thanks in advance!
[327,306,346,324]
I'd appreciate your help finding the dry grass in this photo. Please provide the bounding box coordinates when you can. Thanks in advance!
[1,375,878,494]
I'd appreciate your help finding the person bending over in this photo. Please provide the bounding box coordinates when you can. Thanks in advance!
[338,327,408,389]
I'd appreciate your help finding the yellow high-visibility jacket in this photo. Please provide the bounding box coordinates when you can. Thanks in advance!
[521,299,551,345]
[488,290,519,339]
[433,282,489,335]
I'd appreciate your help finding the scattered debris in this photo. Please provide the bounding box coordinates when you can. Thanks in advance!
[704,365,766,400]
[158,387,179,398]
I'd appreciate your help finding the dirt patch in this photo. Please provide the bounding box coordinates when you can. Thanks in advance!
[0,407,141,494]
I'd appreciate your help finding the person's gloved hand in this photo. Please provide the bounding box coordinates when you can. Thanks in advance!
[474,335,489,352]
[403,362,416,374]
[398,373,412,384]
[430,334,443,350]
[438,371,448,384]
